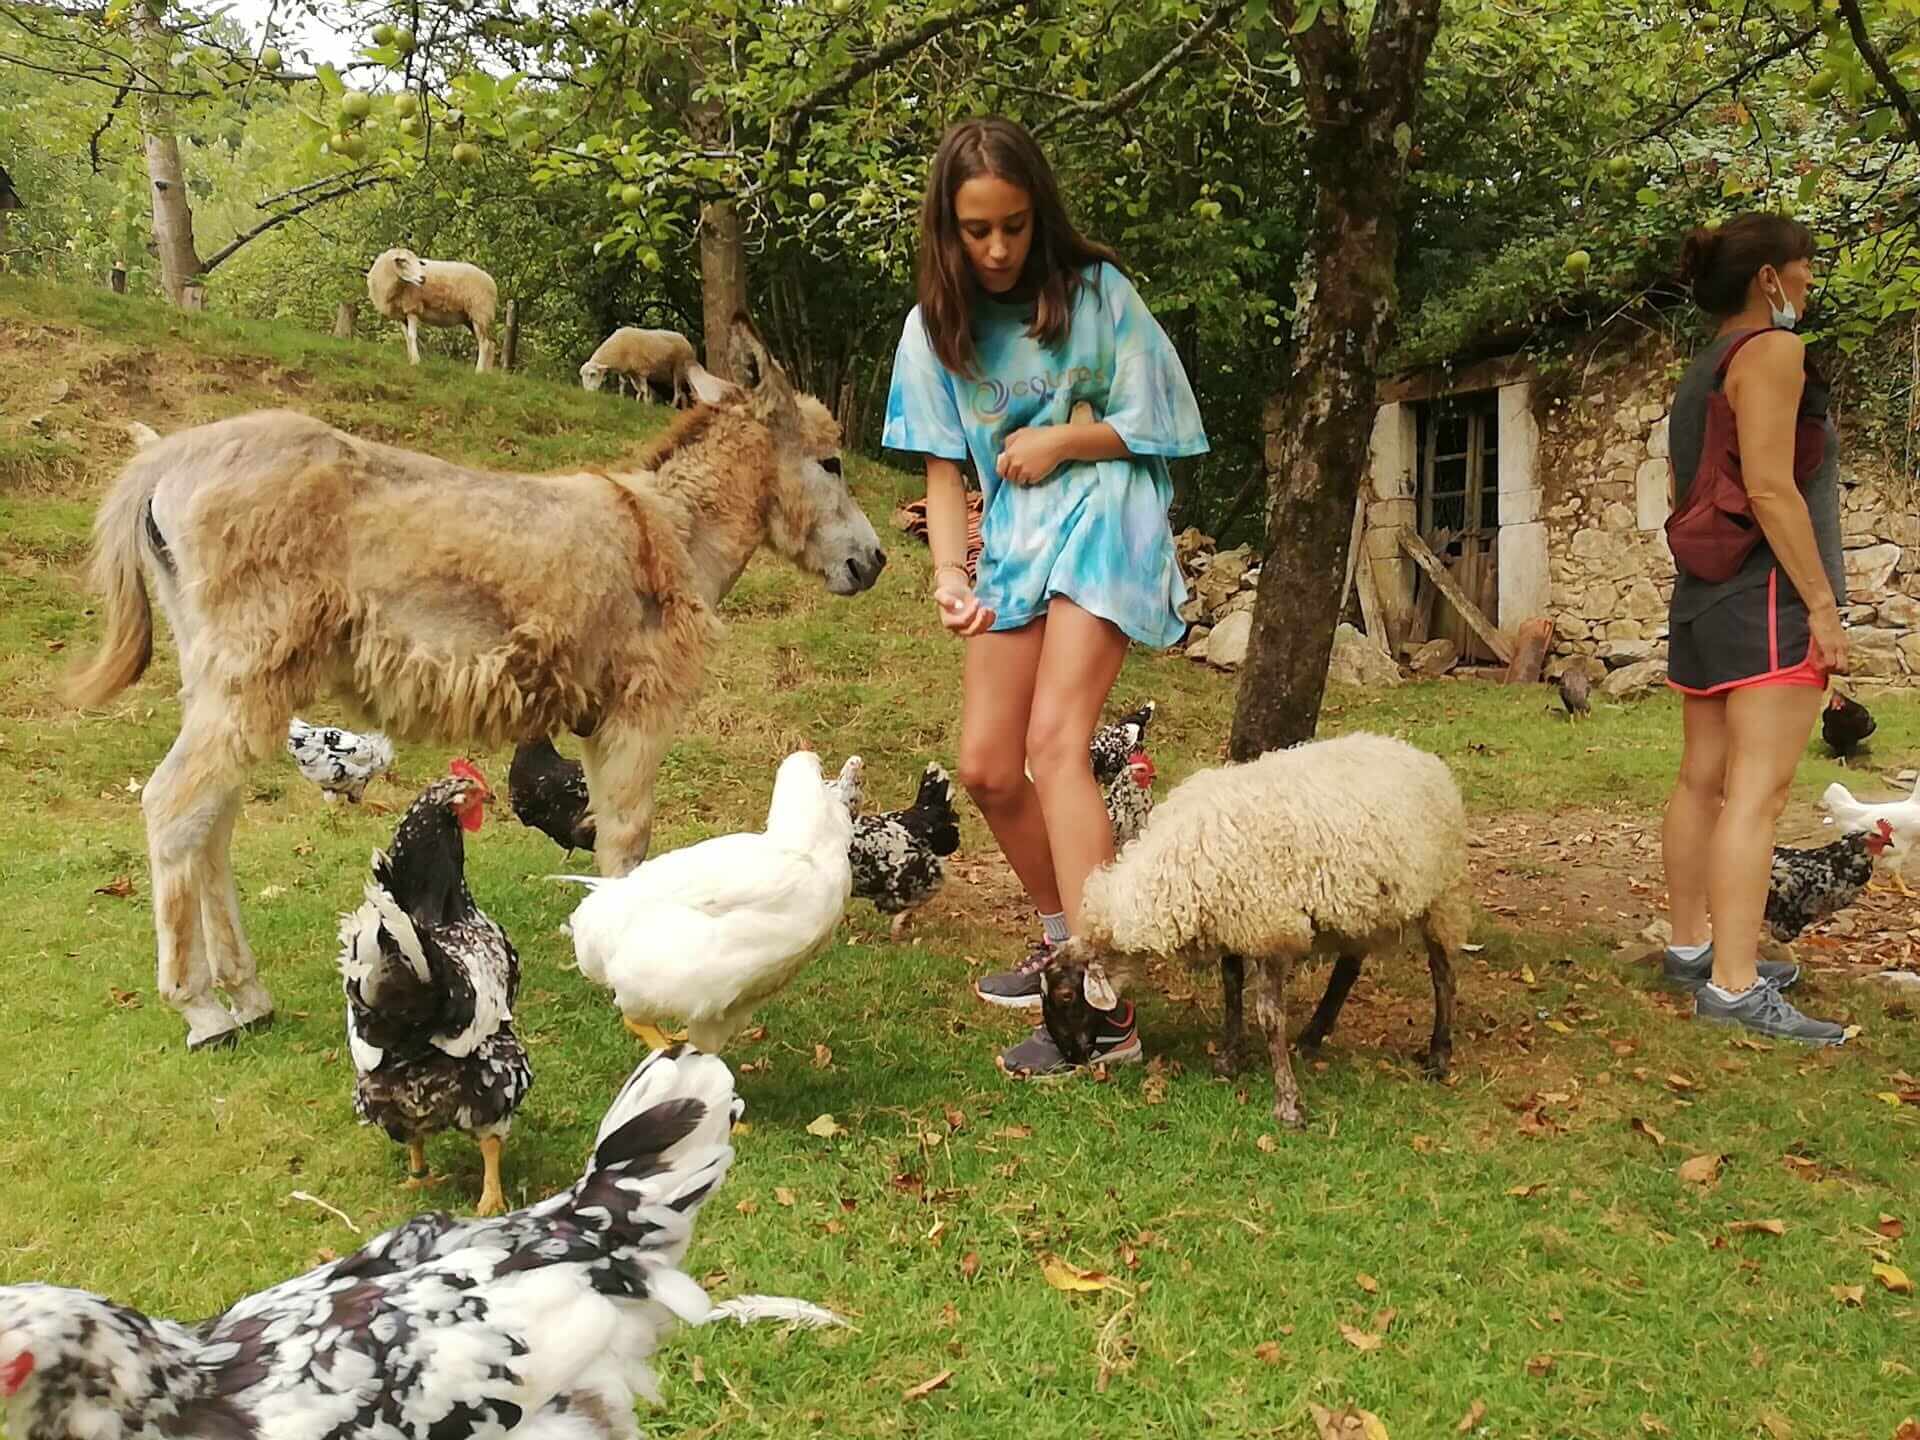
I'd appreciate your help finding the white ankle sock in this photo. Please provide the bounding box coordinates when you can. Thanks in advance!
[1039,911,1071,945]
[1705,980,1759,1002]
[1669,940,1711,962]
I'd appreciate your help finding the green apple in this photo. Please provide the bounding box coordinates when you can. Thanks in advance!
[259,47,281,70]
[452,141,482,165]
[398,116,422,138]
[341,91,372,121]
[1806,67,1838,99]
[1563,248,1592,281]
[808,191,826,211]
[372,22,397,45]
[394,91,420,118]
[393,28,417,52]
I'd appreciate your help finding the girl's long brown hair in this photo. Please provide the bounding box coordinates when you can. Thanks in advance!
[916,116,1121,377]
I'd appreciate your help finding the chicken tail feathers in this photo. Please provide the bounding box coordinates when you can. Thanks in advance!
[911,764,963,857]
[700,1295,849,1329]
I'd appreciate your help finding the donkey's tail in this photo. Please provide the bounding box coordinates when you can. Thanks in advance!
[60,433,166,709]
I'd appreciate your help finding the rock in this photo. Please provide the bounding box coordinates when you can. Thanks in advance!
[1849,626,1901,678]
[1603,618,1648,641]
[1553,613,1591,643]
[1217,590,1256,619]
[1175,526,1214,568]
[1899,633,1920,673]
[1579,581,1616,621]
[1842,509,1883,543]
[1326,622,1402,688]
[1242,567,1261,590]
[1208,544,1255,588]
[1624,577,1664,620]
[1596,638,1654,669]
[1204,610,1254,669]
[1603,502,1637,531]
[1846,603,1879,626]
[1185,626,1212,661]
[1639,402,1667,425]
[1177,594,1207,624]
[1409,637,1459,677]
[1599,658,1666,699]
[1867,970,1920,991]
[1844,542,1901,594]
[1195,567,1242,614]
[1647,418,1670,460]
[1878,594,1920,630]
[1570,529,1624,565]
[1635,458,1669,530]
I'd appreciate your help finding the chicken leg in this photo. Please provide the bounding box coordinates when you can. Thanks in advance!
[475,1136,506,1217]
[624,1016,674,1050]
[402,1137,446,1190]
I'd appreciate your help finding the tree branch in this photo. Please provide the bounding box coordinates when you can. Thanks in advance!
[1032,0,1246,138]
[87,83,131,173]
[199,172,392,274]
[1632,24,1818,144]
[1836,0,1920,148]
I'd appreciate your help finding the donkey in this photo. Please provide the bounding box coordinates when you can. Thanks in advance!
[61,316,887,1051]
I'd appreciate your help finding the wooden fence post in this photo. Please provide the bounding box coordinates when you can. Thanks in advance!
[501,300,520,372]
[110,261,127,293]
[332,301,357,339]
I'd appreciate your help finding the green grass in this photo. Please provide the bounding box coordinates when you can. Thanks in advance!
[2,279,1918,1439]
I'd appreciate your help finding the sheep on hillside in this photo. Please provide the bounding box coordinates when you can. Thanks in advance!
[366,247,498,372]
[1039,731,1471,1130]
[580,327,699,408]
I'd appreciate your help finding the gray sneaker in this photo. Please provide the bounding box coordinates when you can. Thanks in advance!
[1695,982,1848,1046]
[1663,943,1800,994]
[975,938,1053,1009]
[998,1005,1144,1081]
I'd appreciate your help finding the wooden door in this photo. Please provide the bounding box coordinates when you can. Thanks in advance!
[1417,394,1501,662]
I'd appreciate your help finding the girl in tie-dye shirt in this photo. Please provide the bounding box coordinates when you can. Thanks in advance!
[882,116,1209,1079]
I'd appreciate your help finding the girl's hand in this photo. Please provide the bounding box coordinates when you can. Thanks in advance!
[933,571,996,638]
[997,427,1064,486]
[1809,606,1850,675]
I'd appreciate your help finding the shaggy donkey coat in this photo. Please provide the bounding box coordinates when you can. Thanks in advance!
[62,317,886,1051]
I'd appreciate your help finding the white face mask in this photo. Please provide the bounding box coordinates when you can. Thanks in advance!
[1765,274,1799,331]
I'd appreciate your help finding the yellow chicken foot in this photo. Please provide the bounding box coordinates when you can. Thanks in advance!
[624,1016,673,1050]
[474,1136,506,1217]
[402,1137,446,1190]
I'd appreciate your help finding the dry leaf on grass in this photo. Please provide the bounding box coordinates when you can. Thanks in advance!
[1525,1353,1555,1378]
[901,1369,953,1403]
[735,1200,758,1216]
[1757,1410,1791,1440]
[804,1114,847,1140]
[1506,1182,1549,1199]
[960,1251,979,1281]
[1678,1153,1725,1186]
[1338,1322,1383,1352]
[1878,1214,1905,1240]
[812,1044,833,1070]
[773,1187,795,1208]
[1893,1419,1919,1440]
[1456,1399,1488,1433]
[1639,1415,1671,1435]
[1630,1117,1667,1147]
[993,1125,1032,1140]
[1728,1219,1787,1236]
[1830,1284,1865,1307]
[1252,1340,1283,1364]
[1872,1262,1914,1296]
[1356,1272,1380,1294]
[1256,1134,1279,1154]
[1309,1403,1390,1440]
[1040,1255,1113,1293]
[94,876,134,898]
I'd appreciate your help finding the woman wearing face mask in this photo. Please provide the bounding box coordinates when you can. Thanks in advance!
[1659,212,1851,1044]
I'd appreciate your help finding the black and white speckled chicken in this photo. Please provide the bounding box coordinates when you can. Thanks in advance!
[1091,700,1157,848]
[340,758,531,1218]
[1821,690,1876,763]
[0,1046,749,1440]
[287,717,395,804]
[832,758,962,940]
[1765,819,1894,943]
[509,737,597,856]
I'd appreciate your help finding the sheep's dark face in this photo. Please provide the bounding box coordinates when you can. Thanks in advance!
[1039,946,1104,1066]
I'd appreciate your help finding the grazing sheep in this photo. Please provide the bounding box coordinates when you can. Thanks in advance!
[581,327,700,408]
[366,247,498,371]
[1041,731,1470,1129]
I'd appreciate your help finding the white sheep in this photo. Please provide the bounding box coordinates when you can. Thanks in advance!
[1040,731,1471,1129]
[580,327,699,407]
[365,247,499,372]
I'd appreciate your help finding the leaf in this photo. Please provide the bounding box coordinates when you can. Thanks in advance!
[1630,1117,1667,1147]
[1678,1153,1725,1186]
[1873,1262,1915,1295]
[1040,1256,1112,1292]
[1506,1182,1548,1199]
[773,1187,795,1207]
[901,1369,953,1402]
[1310,1403,1390,1440]
[813,1043,833,1069]
[1338,1322,1384,1352]
[94,875,134,898]
[1728,1218,1786,1236]
[1757,1411,1792,1440]
[1878,1214,1905,1240]
[1830,1283,1865,1307]
[1894,1420,1920,1440]
[1664,1072,1697,1093]
[993,1125,1032,1140]
[1521,964,1537,984]
[960,1251,979,1280]
[943,1106,966,1131]
[1253,1340,1284,1364]
[1456,1399,1487,1433]
[1256,1133,1278,1153]
[804,1114,846,1140]
[734,1200,758,1216]
[1356,1272,1379,1294]
[1526,1353,1555,1377]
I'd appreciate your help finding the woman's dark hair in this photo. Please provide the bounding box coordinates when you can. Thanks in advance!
[1678,212,1815,316]
[915,116,1121,377]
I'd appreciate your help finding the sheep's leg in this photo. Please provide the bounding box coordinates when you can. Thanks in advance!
[404,314,422,365]
[196,785,275,1030]
[1253,955,1305,1130]
[475,328,494,373]
[1420,934,1457,1080]
[1298,952,1364,1054]
[1214,952,1248,1077]
[580,718,672,877]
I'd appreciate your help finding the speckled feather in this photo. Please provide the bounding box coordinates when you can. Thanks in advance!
[1091,701,1156,848]
[848,763,960,917]
[287,718,395,803]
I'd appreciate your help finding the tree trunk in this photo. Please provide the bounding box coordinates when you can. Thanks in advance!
[1228,0,1443,762]
[132,3,202,306]
[698,198,747,378]
[332,301,357,338]
[501,299,520,371]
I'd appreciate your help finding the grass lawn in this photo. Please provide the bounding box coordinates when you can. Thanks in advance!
[1,278,1916,1439]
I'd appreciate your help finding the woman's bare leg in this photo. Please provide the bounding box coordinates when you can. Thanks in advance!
[1663,695,1729,948]
[955,619,1060,913]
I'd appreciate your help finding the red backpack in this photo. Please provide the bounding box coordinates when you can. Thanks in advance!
[1665,328,1827,584]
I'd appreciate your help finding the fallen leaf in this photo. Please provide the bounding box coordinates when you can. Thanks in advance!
[1678,1153,1725,1186]
[804,1114,846,1140]
[735,1200,758,1216]
[1356,1272,1379,1294]
[1256,1134,1278,1153]
[1521,964,1537,984]
[1830,1283,1865,1307]
[94,875,134,898]
[1252,1340,1283,1364]
[1507,1182,1548,1199]
[1338,1322,1384,1352]
[1309,1403,1390,1440]
[1893,1420,1920,1440]
[1639,1416,1671,1436]
[1873,1262,1914,1296]
[1630,1117,1667,1148]
[993,1125,1032,1140]
[773,1187,795,1207]
[1665,1072,1697,1093]
[1040,1255,1112,1293]
[901,1369,953,1403]
[944,1106,966,1131]
[1526,1353,1555,1378]
[1879,1214,1905,1240]
[107,986,141,1010]
[1371,1307,1397,1333]
[813,1043,833,1070]
[1456,1399,1488,1433]
[1729,1219,1787,1236]
[691,1355,704,1385]
[960,1251,979,1281]
[741,1025,768,1043]
[1757,1411,1791,1440]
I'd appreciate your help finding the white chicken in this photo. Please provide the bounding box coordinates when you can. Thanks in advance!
[561,751,855,1052]
[287,717,396,804]
[1821,774,1920,894]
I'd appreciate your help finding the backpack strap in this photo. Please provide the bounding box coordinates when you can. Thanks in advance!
[1711,326,1778,385]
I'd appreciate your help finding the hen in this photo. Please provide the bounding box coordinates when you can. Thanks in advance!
[835,759,962,940]
[510,736,597,856]
[1556,668,1592,721]
[1822,775,1920,895]
[1092,700,1158,848]
[1766,820,1894,943]
[340,758,531,1217]
[1821,691,1876,762]
[287,717,395,804]
[563,750,854,1053]
[0,1047,741,1440]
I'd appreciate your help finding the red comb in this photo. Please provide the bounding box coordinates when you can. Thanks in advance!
[449,757,486,786]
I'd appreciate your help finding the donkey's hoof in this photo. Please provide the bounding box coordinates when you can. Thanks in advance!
[1271,1098,1307,1132]
[226,984,277,1031]
[1418,1047,1452,1081]
[186,1020,245,1053]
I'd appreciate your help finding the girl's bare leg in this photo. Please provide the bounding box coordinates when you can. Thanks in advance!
[1663,694,1729,948]
[955,618,1059,912]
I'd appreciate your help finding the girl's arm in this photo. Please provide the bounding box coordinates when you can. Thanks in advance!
[999,420,1133,484]
[926,457,995,636]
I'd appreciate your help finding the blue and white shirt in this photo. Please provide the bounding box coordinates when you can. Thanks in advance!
[882,262,1209,648]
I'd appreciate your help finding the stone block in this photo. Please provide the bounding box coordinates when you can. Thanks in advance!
[1599,657,1666,699]
[1205,610,1254,669]
[1647,417,1670,460]
[1604,502,1637,531]
[1597,637,1654,668]
[1900,633,1920,672]
[1878,594,1920,630]
[1850,626,1901,678]
[1326,622,1402,688]
[1845,542,1901,594]
[1635,458,1670,531]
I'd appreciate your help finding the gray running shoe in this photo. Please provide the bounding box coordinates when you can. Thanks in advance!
[998,1005,1144,1080]
[975,938,1053,1009]
[1663,943,1799,993]
[1695,982,1847,1046]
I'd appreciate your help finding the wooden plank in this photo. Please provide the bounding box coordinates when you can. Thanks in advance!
[1397,529,1514,664]
[1356,545,1392,656]
[1338,484,1368,615]
[1502,616,1553,684]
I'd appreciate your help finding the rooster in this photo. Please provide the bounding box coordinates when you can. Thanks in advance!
[836,759,962,940]
[339,758,531,1217]
[1820,690,1876,763]
[287,717,395,805]
[509,736,597,856]
[1092,700,1157,848]
[0,1047,748,1440]
[1822,775,1920,896]
[562,750,854,1052]
[1766,819,1895,944]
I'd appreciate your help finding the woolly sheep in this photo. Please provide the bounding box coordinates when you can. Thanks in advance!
[580,327,699,408]
[365,247,499,372]
[1040,731,1470,1129]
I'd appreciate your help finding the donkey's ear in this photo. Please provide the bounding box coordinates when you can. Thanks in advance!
[685,362,741,407]
[726,312,771,393]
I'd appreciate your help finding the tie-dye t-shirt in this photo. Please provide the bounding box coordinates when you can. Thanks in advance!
[881,262,1208,648]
